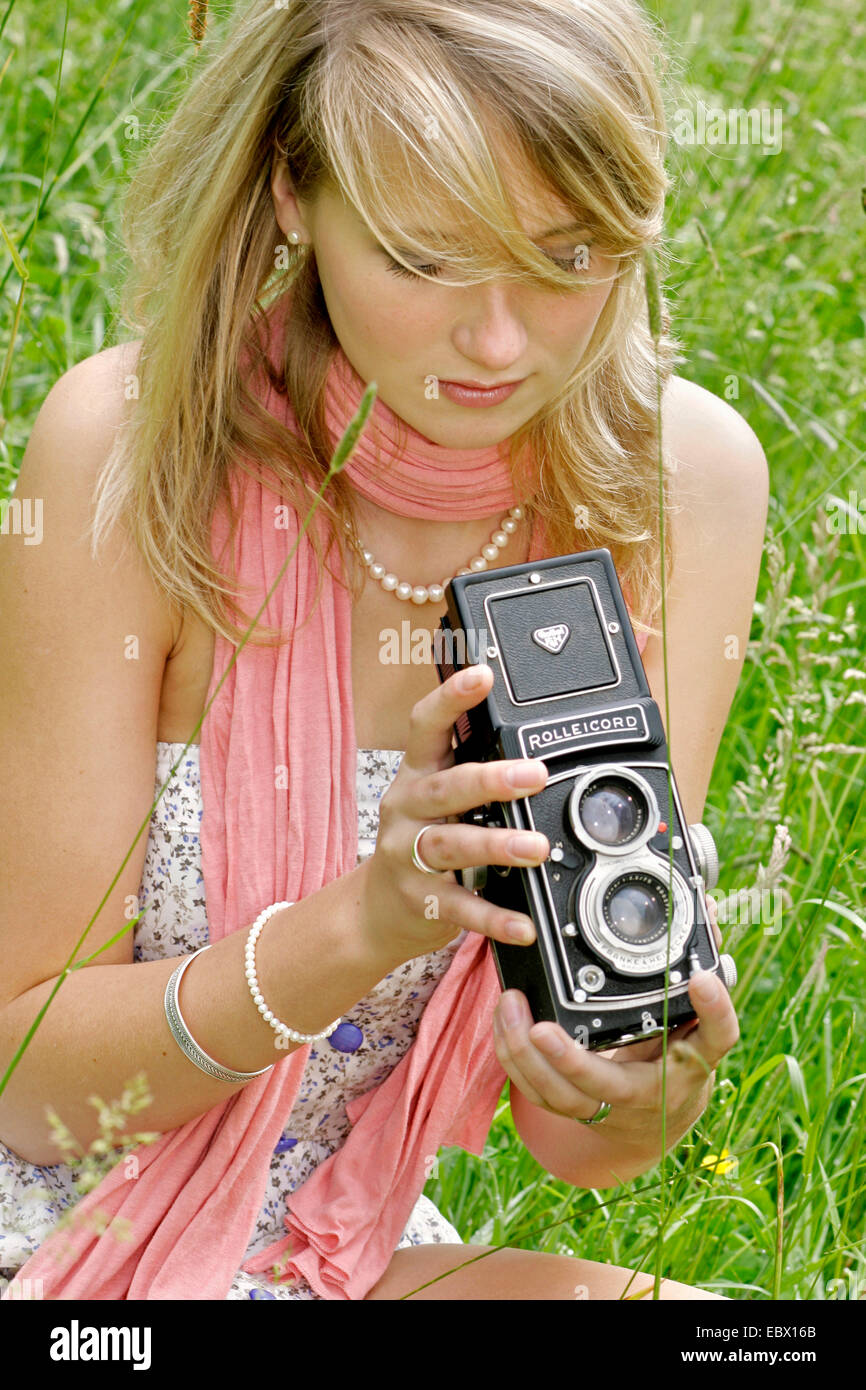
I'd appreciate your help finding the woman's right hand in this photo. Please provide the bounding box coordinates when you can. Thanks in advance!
[359,663,551,965]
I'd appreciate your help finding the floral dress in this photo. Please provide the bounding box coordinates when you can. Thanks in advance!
[0,743,468,1300]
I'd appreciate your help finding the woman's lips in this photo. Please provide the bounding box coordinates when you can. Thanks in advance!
[439,377,526,407]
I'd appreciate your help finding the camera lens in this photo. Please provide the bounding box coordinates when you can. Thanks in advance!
[602,873,669,945]
[577,777,646,848]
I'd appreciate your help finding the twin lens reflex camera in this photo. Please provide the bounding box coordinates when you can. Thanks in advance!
[434,548,737,1051]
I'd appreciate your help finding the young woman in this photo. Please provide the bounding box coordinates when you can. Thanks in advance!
[0,0,767,1300]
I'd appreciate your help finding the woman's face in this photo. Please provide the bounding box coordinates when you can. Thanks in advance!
[271,156,618,450]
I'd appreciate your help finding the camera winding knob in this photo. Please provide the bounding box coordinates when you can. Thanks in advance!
[718,953,737,989]
[687,822,719,890]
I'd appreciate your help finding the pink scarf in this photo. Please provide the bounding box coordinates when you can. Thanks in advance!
[5,295,646,1301]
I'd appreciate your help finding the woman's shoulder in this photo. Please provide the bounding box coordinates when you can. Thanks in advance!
[14,337,176,651]
[27,339,146,486]
[661,373,770,502]
[41,336,143,422]
[654,372,770,605]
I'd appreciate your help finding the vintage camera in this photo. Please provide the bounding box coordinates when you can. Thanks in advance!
[435,548,736,1051]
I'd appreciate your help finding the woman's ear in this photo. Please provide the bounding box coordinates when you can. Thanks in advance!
[270,153,311,242]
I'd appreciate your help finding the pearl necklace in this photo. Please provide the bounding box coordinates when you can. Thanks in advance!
[343,504,528,605]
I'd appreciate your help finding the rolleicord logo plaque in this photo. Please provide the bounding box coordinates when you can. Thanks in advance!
[518,703,650,758]
[531,623,570,654]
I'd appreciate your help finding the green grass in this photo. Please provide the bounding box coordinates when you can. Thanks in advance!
[2,0,865,1300]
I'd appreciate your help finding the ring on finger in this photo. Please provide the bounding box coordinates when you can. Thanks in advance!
[575,1099,612,1126]
[411,824,447,876]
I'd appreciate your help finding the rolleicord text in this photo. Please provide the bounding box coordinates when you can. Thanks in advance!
[525,711,641,753]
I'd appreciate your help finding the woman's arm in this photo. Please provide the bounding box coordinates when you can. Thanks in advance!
[637,375,771,824]
[0,349,396,1166]
[507,378,769,1184]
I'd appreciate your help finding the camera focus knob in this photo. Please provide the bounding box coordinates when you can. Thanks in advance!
[719,953,737,990]
[688,822,719,890]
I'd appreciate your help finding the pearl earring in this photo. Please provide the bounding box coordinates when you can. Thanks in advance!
[287,230,301,245]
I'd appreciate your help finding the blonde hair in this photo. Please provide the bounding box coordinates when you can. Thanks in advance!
[92,0,684,647]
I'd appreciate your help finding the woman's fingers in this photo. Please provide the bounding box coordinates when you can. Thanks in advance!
[403,875,539,947]
[510,970,739,1110]
[674,970,740,1075]
[502,993,658,1109]
[493,994,605,1117]
[405,753,549,822]
[413,818,549,877]
[403,663,495,773]
[401,667,549,820]
[366,664,556,960]
[401,658,544,806]
[390,663,551,878]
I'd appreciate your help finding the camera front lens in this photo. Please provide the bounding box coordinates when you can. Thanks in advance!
[602,873,669,946]
[577,777,646,848]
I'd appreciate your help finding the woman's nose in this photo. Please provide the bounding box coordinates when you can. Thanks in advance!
[451,281,528,368]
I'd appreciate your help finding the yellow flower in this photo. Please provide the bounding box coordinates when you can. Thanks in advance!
[701,1147,737,1176]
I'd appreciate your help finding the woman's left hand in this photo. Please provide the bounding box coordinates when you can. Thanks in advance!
[492,895,739,1151]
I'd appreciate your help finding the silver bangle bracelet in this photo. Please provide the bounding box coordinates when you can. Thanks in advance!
[164,944,274,1084]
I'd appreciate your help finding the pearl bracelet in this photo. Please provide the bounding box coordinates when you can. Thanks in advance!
[244,901,344,1045]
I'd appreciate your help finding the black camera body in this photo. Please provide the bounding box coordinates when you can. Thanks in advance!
[435,548,736,1051]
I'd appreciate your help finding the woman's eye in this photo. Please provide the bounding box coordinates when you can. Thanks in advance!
[383,244,595,280]
[544,245,595,272]
[384,255,443,279]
